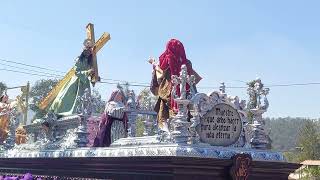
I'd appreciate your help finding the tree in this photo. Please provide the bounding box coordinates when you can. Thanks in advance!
[91,89,105,114]
[29,79,59,119]
[296,119,320,161]
[135,116,145,137]
[295,120,320,179]
[135,89,157,137]
[0,82,6,96]
[265,117,309,152]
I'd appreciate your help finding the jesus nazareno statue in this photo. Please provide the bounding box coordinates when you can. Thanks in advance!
[38,23,110,117]
[47,39,95,116]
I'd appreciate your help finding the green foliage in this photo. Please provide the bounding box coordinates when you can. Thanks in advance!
[134,88,157,137]
[279,119,320,178]
[136,116,145,137]
[29,79,59,119]
[0,82,7,96]
[265,117,309,152]
[91,89,105,114]
[283,151,298,163]
[136,88,157,110]
[296,119,320,162]
[135,116,157,137]
[247,111,253,124]
[299,166,320,180]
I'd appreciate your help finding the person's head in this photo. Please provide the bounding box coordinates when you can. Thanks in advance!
[108,89,126,104]
[41,121,50,132]
[83,39,94,49]
[0,94,8,103]
[160,39,192,76]
[80,39,94,66]
[165,39,187,61]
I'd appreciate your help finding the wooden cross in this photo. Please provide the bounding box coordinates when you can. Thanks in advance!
[86,23,111,85]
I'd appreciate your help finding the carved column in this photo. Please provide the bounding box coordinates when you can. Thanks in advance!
[250,109,270,149]
[5,109,18,149]
[74,115,89,147]
[171,65,194,144]
[74,89,91,148]
[126,90,137,137]
[171,100,191,144]
[127,111,137,137]
[189,115,200,144]
[143,115,153,136]
[152,116,159,135]
[247,79,271,150]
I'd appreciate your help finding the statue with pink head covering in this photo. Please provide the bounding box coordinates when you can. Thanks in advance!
[93,86,128,147]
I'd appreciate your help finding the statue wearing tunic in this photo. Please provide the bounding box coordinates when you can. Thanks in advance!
[0,95,10,142]
[15,125,27,145]
[0,95,18,143]
[93,89,128,147]
[149,39,202,131]
[47,41,94,116]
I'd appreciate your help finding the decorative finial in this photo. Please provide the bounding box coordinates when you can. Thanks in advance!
[219,82,226,94]
[171,64,196,100]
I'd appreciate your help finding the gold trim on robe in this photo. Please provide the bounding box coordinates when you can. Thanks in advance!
[38,68,76,110]
[0,104,10,143]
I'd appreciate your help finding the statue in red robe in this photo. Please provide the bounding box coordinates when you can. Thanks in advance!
[149,39,202,131]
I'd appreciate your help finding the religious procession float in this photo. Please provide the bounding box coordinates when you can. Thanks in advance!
[0,23,300,180]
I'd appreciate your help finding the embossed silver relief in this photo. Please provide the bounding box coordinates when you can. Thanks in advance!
[0,68,283,165]
[0,143,285,162]
[126,90,137,137]
[170,65,195,144]
[75,88,92,148]
[41,111,58,142]
[4,107,19,150]
[9,89,92,151]
[190,82,250,148]
[190,93,213,144]
[76,88,93,116]
[247,78,271,150]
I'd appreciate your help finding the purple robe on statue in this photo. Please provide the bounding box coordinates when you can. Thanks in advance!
[93,89,128,147]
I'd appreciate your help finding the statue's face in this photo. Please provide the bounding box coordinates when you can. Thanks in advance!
[42,125,49,133]
[1,95,8,103]
[254,82,261,90]
[240,100,246,107]
[114,93,124,103]
[83,49,92,58]
[83,39,94,48]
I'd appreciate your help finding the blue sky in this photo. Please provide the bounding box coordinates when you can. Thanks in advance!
[1,0,320,118]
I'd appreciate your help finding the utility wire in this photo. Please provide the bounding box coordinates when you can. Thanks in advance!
[0,58,66,74]
[0,62,63,78]
[265,82,320,87]
[100,81,150,87]
[0,58,150,85]
[100,78,150,85]
[0,68,60,78]
[2,58,320,89]
[198,86,246,89]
